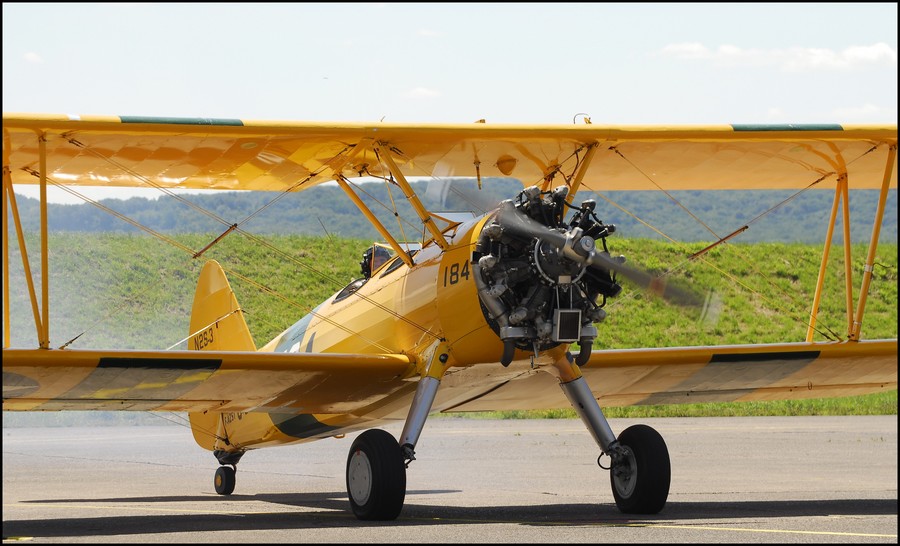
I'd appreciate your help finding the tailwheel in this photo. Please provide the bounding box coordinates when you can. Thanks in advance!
[214,465,236,495]
[609,424,670,514]
[346,429,406,520]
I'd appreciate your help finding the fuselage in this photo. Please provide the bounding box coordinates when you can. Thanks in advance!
[201,215,515,452]
[260,214,505,368]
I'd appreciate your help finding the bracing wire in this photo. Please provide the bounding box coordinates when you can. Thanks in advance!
[30,135,445,347]
[577,142,889,342]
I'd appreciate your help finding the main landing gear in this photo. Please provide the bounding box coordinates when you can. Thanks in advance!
[340,411,670,520]
[561,375,671,514]
[341,361,671,520]
[344,370,442,521]
[346,429,407,520]
[607,424,670,513]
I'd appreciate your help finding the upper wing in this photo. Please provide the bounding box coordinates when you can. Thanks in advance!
[2,347,414,413]
[3,115,896,193]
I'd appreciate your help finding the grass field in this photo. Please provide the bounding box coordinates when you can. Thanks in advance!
[4,233,896,423]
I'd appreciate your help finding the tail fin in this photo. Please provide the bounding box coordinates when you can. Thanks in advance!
[188,260,255,452]
[189,260,256,352]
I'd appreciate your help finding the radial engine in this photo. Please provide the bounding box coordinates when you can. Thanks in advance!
[473,185,624,367]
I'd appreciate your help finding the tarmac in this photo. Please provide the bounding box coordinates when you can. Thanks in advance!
[2,415,897,543]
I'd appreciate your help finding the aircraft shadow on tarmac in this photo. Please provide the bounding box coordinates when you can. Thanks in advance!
[4,491,897,538]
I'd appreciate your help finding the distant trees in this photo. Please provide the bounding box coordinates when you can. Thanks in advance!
[10,180,896,244]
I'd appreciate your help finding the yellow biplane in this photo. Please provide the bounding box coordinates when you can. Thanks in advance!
[2,114,897,520]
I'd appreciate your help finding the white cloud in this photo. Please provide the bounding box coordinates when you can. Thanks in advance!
[831,103,896,123]
[404,87,441,99]
[764,107,787,121]
[759,104,895,124]
[658,42,897,71]
[417,29,442,37]
[24,52,43,63]
[845,42,897,63]
[658,42,710,59]
[782,43,897,71]
[657,43,777,68]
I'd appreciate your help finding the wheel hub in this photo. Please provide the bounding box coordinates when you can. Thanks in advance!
[611,446,637,498]
[347,449,373,505]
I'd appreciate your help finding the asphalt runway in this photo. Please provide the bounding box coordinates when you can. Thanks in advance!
[2,416,897,543]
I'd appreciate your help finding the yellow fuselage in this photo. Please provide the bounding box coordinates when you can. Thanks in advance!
[264,216,500,364]
[206,215,539,452]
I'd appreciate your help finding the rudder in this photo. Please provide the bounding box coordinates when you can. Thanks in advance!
[188,259,255,451]
[189,259,256,352]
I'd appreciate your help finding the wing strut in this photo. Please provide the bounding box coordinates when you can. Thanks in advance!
[2,132,50,349]
[2,167,10,346]
[374,144,449,251]
[38,133,50,348]
[806,144,898,341]
[850,144,897,340]
[334,174,414,267]
[807,174,846,341]
[563,143,599,206]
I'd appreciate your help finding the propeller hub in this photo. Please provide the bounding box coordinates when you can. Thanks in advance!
[532,238,587,285]
[577,235,595,255]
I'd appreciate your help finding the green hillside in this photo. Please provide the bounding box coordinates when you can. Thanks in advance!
[6,233,897,349]
[4,232,897,423]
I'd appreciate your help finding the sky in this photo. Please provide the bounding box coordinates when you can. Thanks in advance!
[3,2,897,203]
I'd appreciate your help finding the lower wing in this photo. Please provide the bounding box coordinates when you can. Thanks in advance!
[438,340,897,412]
[4,340,895,414]
[2,348,414,413]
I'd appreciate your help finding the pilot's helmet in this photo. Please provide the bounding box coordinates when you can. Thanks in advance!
[360,245,392,278]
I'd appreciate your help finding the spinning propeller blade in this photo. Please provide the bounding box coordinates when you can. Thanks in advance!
[496,201,709,309]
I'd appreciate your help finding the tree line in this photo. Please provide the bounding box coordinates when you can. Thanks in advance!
[10,178,897,244]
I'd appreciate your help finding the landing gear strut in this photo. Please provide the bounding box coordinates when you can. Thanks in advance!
[561,374,671,514]
[212,449,244,496]
[343,345,449,520]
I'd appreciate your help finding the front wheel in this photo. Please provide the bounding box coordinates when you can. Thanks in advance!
[609,424,670,514]
[346,429,406,520]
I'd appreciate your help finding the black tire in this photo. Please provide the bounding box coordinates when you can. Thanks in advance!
[609,424,670,514]
[346,429,406,520]
[214,465,236,495]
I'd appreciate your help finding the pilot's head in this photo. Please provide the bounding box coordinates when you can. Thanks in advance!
[360,245,391,278]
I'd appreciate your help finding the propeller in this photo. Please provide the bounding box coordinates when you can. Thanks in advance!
[461,183,722,367]
[495,200,710,310]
